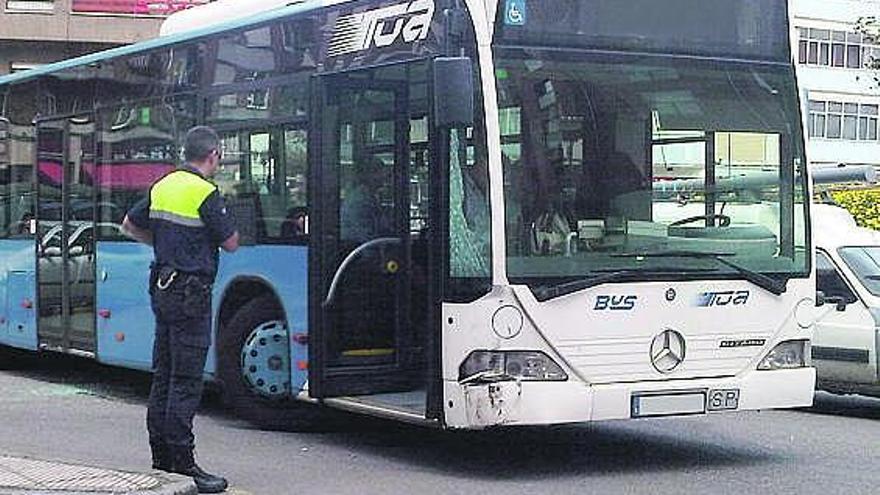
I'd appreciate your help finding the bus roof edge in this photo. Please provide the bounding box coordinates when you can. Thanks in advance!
[0,0,354,88]
[160,0,306,36]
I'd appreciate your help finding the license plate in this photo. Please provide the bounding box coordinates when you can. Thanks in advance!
[631,392,706,418]
[707,389,740,411]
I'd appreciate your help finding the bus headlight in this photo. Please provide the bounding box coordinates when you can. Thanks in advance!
[459,351,568,383]
[757,340,810,370]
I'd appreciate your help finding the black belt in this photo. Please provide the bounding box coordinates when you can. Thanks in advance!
[152,265,211,292]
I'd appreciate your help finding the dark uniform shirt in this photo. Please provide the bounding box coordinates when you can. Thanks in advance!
[127,165,235,278]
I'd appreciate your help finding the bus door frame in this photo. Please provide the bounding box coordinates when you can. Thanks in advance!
[34,114,98,355]
[309,60,443,416]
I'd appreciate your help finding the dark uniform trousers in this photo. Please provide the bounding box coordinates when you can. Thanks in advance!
[147,266,212,450]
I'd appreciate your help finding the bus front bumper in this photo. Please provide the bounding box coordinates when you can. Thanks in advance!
[443,367,816,429]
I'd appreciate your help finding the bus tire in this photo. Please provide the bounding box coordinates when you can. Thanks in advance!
[218,295,322,430]
[0,345,28,370]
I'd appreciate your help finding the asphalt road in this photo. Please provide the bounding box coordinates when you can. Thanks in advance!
[0,350,878,495]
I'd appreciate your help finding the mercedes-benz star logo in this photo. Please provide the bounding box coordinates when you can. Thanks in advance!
[650,329,686,373]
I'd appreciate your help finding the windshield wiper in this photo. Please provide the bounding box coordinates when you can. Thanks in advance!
[532,267,719,302]
[613,251,788,296]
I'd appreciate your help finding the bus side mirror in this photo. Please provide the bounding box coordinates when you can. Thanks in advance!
[433,57,474,128]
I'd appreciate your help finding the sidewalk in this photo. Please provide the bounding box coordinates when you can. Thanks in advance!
[0,456,196,495]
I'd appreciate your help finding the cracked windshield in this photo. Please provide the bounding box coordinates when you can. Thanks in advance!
[494,52,809,290]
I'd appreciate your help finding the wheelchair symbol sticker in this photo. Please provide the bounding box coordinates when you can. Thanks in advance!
[505,0,526,26]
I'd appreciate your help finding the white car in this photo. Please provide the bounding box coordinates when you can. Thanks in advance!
[813,203,880,397]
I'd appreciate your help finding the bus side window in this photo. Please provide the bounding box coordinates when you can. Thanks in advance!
[205,25,312,243]
[96,99,195,240]
[271,128,308,243]
[214,126,308,245]
[0,116,37,239]
[448,127,491,278]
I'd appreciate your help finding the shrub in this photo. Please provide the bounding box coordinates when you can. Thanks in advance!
[830,188,880,230]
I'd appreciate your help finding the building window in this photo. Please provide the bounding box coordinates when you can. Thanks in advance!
[862,104,879,140]
[5,0,53,11]
[827,102,842,139]
[808,101,826,138]
[808,99,879,142]
[797,27,877,69]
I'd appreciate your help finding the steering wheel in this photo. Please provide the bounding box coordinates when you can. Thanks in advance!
[670,214,731,228]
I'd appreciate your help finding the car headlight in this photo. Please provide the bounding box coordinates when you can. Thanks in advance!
[459,350,568,383]
[757,340,810,370]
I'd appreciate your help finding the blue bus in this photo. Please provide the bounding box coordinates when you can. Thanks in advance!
[0,0,817,429]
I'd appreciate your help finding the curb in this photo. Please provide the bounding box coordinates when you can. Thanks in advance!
[0,456,197,495]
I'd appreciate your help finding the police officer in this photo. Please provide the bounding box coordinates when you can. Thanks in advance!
[123,126,238,494]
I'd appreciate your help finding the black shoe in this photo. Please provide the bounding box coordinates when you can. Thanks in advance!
[170,446,228,494]
[150,441,172,472]
[176,463,229,494]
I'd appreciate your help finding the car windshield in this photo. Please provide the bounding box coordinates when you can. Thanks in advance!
[838,246,880,297]
[493,48,809,292]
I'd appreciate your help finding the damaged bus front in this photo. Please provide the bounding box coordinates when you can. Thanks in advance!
[441,0,816,427]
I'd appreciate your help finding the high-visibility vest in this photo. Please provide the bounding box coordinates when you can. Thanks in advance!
[149,170,216,228]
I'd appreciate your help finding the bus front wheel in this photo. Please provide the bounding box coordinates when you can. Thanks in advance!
[218,295,321,430]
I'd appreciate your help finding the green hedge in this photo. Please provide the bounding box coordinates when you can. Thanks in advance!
[830,188,880,230]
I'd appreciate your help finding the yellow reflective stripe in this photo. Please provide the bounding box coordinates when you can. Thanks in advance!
[149,210,205,227]
[341,348,395,357]
[149,170,216,222]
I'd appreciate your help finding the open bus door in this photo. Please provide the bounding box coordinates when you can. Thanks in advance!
[35,116,97,355]
[309,62,437,417]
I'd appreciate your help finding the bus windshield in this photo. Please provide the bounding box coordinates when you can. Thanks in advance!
[493,49,809,293]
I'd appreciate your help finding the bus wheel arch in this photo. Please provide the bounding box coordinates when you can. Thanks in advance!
[217,278,284,338]
[217,280,299,427]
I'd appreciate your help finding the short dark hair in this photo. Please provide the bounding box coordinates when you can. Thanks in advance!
[184,126,220,162]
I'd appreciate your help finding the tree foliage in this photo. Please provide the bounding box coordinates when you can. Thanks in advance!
[857,16,880,85]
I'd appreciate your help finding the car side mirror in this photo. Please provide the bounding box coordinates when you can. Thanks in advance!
[824,295,848,312]
[815,290,826,307]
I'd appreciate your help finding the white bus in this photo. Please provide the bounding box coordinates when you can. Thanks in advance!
[0,0,816,429]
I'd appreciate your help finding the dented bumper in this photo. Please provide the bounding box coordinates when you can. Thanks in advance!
[442,367,816,429]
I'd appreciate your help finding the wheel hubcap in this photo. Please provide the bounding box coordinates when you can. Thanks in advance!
[240,321,290,398]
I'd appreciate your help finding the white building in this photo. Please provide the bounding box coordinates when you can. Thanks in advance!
[791,0,880,169]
